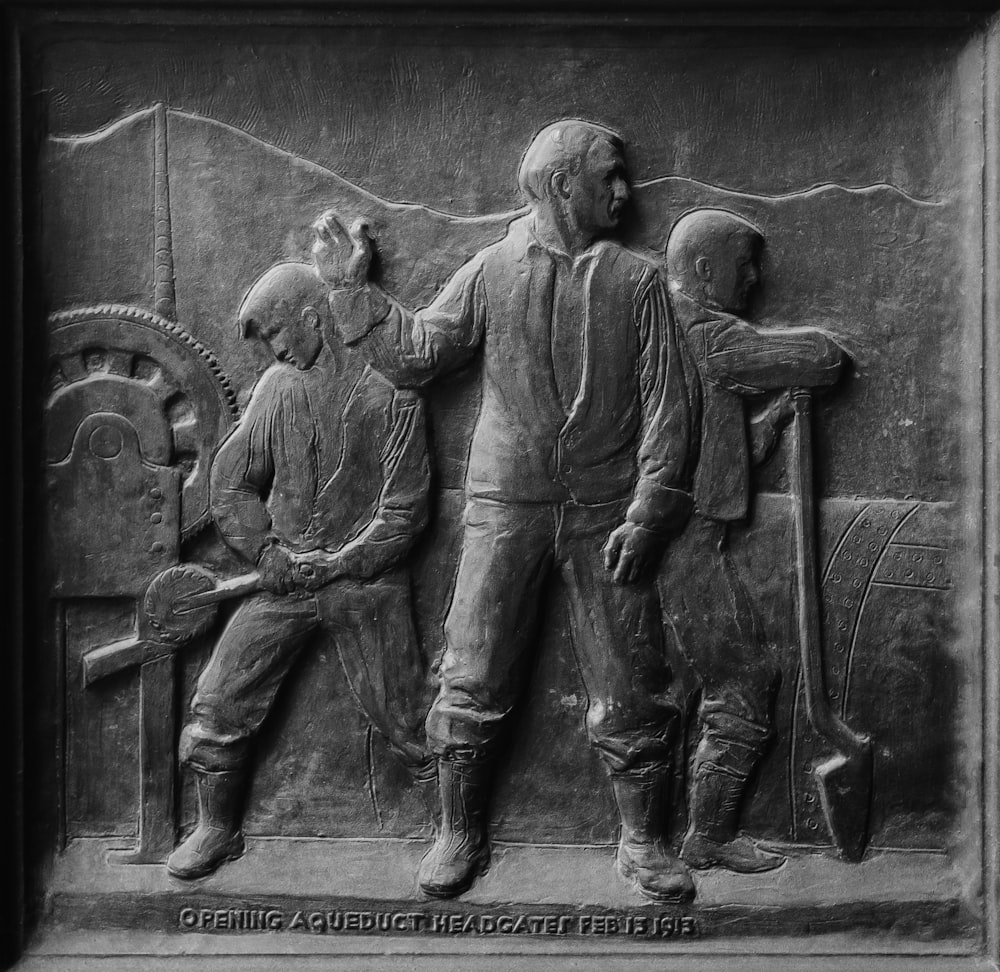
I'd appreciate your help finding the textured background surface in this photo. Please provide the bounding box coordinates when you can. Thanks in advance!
[25,21,983,861]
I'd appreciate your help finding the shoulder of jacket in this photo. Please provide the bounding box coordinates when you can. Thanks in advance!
[244,363,298,408]
[670,291,737,330]
[480,215,535,263]
[596,243,664,296]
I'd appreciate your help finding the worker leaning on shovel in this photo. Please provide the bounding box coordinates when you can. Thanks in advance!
[167,261,435,881]
[663,209,847,874]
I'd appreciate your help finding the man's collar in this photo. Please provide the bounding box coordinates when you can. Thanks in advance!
[670,283,702,304]
[670,284,741,323]
[525,214,604,260]
[671,283,721,311]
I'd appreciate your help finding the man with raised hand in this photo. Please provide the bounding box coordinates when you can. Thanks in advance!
[312,120,699,903]
[664,208,845,873]
[167,261,433,880]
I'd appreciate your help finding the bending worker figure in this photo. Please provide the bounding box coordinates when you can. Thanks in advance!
[313,119,700,902]
[168,262,433,880]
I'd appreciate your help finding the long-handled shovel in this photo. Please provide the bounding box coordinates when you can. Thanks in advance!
[789,387,873,861]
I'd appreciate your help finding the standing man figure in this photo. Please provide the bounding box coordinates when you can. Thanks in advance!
[664,209,845,873]
[312,120,699,902]
[168,262,434,880]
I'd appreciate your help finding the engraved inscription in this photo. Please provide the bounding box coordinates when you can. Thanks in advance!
[177,907,699,938]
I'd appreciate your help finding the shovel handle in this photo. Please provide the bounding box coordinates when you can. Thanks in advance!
[175,573,261,610]
[789,388,868,753]
[174,550,345,611]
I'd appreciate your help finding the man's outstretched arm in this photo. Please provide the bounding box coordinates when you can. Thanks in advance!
[312,211,486,388]
[690,313,846,395]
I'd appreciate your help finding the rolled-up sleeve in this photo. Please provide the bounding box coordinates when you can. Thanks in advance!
[328,258,487,389]
[693,316,845,394]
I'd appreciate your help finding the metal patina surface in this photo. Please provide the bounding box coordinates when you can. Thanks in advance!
[5,3,1000,970]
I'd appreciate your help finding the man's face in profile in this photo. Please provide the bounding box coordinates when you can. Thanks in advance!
[253,302,324,371]
[705,231,761,314]
[566,138,630,238]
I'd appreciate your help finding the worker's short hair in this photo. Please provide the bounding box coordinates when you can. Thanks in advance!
[237,262,327,339]
[666,209,763,280]
[517,119,624,204]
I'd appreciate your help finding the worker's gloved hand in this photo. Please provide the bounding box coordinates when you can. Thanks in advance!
[289,549,347,590]
[257,542,300,595]
[602,521,668,586]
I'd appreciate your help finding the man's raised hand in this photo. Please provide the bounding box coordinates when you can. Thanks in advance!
[311,210,374,290]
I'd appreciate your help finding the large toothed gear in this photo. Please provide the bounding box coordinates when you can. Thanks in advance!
[46,304,238,540]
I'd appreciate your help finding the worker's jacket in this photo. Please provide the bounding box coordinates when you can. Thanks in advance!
[210,351,430,578]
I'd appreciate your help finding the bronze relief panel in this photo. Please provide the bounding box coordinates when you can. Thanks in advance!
[11,10,1000,970]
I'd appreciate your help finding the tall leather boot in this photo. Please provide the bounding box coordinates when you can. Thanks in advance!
[411,757,441,834]
[680,733,785,873]
[418,757,491,898]
[166,767,247,880]
[612,765,695,903]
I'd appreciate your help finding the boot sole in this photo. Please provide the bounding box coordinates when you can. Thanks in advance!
[616,851,695,904]
[419,847,490,899]
[680,837,786,874]
[683,855,786,873]
[166,838,246,880]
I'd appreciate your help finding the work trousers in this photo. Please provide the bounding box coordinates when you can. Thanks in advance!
[425,497,681,774]
[660,515,780,746]
[180,569,431,774]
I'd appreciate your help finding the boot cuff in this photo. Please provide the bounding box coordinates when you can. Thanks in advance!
[608,760,672,784]
[701,708,772,753]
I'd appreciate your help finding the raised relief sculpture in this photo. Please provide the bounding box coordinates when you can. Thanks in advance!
[37,95,964,946]
[661,209,848,872]
[787,387,874,861]
[313,120,701,903]
[166,262,434,879]
[45,103,242,862]
[46,299,238,862]
[27,18,981,956]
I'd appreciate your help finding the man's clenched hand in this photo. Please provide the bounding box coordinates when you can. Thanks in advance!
[257,542,301,595]
[288,549,348,591]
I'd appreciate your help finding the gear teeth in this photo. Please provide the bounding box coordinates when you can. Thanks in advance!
[47,304,240,540]
[47,304,239,418]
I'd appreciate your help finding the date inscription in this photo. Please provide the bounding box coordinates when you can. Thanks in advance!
[178,907,699,938]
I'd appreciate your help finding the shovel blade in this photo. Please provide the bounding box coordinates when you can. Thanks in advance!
[813,742,874,862]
